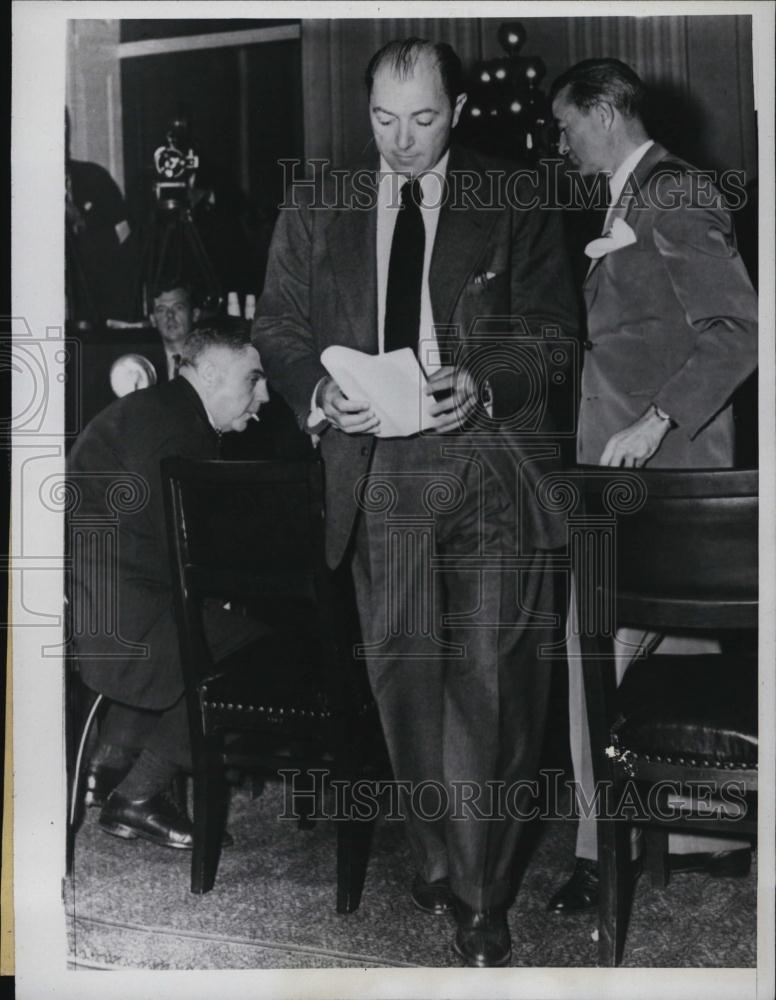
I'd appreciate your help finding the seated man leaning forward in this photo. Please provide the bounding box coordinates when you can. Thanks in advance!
[67,322,270,849]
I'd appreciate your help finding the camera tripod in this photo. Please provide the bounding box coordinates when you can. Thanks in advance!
[141,192,222,316]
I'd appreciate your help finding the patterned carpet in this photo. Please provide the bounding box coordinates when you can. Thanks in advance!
[65,776,756,971]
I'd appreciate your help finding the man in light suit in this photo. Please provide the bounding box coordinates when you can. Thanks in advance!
[547,58,758,914]
[254,38,578,966]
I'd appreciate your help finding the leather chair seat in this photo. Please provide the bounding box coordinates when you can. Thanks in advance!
[611,653,757,767]
[202,629,375,737]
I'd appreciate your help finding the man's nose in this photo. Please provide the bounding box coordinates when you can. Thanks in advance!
[396,120,414,150]
[254,380,270,405]
[557,135,569,156]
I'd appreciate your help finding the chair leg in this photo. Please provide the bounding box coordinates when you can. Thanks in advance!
[190,735,227,895]
[644,827,670,888]
[335,785,375,914]
[66,686,103,875]
[597,814,631,966]
[296,770,317,831]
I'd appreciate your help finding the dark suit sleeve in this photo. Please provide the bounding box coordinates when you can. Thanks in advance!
[650,180,758,439]
[491,175,580,425]
[252,197,329,429]
[509,177,579,340]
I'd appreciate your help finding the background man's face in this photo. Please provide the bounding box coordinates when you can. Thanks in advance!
[207,344,269,433]
[369,55,465,176]
[552,87,608,176]
[152,288,198,347]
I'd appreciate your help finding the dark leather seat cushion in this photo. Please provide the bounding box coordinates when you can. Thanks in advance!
[611,653,757,766]
[201,625,375,737]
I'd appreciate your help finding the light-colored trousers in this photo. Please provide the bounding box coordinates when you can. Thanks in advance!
[567,594,750,859]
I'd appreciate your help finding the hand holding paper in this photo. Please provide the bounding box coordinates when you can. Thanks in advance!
[321,346,435,437]
[425,366,478,433]
[319,376,381,435]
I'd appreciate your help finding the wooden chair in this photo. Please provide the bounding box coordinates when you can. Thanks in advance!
[576,468,758,966]
[162,457,386,911]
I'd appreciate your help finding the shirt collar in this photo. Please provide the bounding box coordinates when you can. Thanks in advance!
[378,150,450,206]
[609,139,654,206]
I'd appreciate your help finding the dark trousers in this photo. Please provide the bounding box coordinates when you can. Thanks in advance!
[350,436,557,910]
[89,604,269,770]
[100,696,191,770]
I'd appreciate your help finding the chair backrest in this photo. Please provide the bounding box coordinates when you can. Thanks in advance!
[581,468,758,632]
[162,457,341,682]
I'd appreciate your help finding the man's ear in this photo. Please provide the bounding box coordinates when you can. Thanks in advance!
[196,356,218,387]
[149,313,158,329]
[192,306,201,324]
[596,100,616,131]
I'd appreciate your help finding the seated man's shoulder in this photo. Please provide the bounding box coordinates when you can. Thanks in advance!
[70,381,192,463]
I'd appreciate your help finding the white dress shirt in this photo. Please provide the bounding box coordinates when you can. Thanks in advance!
[376,151,449,374]
[307,151,451,431]
[603,139,654,232]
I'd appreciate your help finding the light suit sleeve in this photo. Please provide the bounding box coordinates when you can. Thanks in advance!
[650,178,758,439]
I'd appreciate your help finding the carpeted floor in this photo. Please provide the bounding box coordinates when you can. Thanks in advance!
[65,776,756,970]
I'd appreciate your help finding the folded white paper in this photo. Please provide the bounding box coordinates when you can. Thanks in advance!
[321,345,435,437]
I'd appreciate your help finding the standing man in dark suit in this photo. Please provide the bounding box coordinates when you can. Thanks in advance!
[68,324,269,849]
[547,58,758,914]
[255,38,578,966]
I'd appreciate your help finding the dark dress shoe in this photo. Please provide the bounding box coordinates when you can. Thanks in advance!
[668,847,751,878]
[99,789,194,849]
[453,901,511,967]
[547,858,599,914]
[411,875,454,915]
[84,761,133,808]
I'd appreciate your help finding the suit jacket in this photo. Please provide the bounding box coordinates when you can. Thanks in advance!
[67,377,220,709]
[579,143,758,468]
[254,145,580,566]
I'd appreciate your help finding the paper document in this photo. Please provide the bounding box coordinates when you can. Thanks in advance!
[321,346,435,438]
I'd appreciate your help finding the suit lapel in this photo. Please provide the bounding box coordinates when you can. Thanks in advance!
[324,149,497,350]
[325,166,379,353]
[430,146,498,326]
[584,142,669,282]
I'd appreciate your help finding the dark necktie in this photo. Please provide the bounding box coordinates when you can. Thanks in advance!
[384,178,424,355]
[172,353,182,378]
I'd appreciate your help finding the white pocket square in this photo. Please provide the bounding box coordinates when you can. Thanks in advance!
[584,218,637,259]
[473,270,498,286]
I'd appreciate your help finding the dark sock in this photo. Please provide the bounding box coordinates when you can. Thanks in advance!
[115,749,179,800]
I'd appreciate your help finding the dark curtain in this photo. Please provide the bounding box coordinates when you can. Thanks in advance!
[301,15,756,178]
